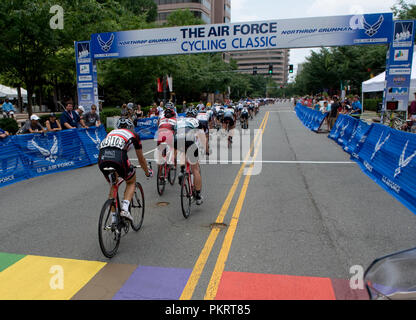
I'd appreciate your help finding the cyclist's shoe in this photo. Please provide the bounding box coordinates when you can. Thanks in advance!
[120,210,134,223]
[195,193,203,205]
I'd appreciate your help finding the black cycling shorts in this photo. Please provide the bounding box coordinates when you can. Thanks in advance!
[222,116,235,127]
[98,147,135,182]
[199,120,209,134]
[241,112,248,119]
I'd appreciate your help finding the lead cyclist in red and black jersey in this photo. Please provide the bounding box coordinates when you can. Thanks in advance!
[98,118,152,223]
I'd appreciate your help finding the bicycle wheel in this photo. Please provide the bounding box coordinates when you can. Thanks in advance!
[131,182,145,232]
[98,199,120,258]
[157,164,166,196]
[181,173,192,219]
[168,164,176,186]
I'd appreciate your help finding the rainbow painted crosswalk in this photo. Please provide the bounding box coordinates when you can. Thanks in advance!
[0,252,368,300]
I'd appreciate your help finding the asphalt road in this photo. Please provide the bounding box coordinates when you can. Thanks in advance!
[1,102,416,300]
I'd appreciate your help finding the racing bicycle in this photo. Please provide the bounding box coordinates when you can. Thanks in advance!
[179,160,201,219]
[157,143,176,196]
[98,163,151,258]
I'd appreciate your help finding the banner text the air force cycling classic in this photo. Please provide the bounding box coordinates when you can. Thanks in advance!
[90,13,393,59]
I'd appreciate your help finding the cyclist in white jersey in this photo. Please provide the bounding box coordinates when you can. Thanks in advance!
[176,110,206,205]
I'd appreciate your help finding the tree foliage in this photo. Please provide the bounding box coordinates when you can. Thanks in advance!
[0,1,269,113]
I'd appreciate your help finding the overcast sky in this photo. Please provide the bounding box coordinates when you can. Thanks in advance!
[230,0,402,77]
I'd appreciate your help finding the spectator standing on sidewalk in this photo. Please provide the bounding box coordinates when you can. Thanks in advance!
[351,95,363,119]
[328,97,340,131]
[45,113,62,132]
[83,104,101,127]
[20,115,45,134]
[60,103,78,130]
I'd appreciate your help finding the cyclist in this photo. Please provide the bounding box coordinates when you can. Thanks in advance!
[98,118,152,223]
[176,109,206,205]
[157,105,177,167]
[240,105,249,129]
[247,101,254,119]
[196,107,210,154]
[222,105,236,144]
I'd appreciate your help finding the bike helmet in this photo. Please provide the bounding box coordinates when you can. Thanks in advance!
[186,109,195,117]
[164,107,175,118]
[117,117,134,130]
[165,102,174,109]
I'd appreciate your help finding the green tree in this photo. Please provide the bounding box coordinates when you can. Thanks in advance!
[392,0,416,19]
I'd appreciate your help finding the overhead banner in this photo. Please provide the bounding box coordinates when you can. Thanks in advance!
[75,40,99,112]
[90,13,393,59]
[383,20,416,112]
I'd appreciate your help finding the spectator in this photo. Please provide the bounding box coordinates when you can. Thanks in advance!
[132,104,143,126]
[0,127,9,139]
[351,95,363,119]
[75,106,87,128]
[157,101,164,116]
[45,113,62,132]
[120,104,129,118]
[127,103,134,120]
[20,115,45,134]
[1,98,16,119]
[83,104,101,127]
[60,103,78,129]
[197,100,205,111]
[328,97,340,130]
[149,103,157,117]
[314,99,320,111]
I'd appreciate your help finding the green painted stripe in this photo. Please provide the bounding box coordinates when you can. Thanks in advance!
[0,252,26,272]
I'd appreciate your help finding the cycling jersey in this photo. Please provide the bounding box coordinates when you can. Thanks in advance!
[157,117,177,146]
[99,129,142,152]
[196,112,209,123]
[98,129,142,182]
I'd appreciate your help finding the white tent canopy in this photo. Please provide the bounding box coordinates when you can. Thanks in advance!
[362,48,416,98]
[0,84,29,103]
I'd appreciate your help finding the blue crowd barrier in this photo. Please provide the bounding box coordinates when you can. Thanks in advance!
[0,125,107,188]
[354,123,416,214]
[0,136,31,187]
[296,107,416,214]
[344,120,371,157]
[295,103,328,132]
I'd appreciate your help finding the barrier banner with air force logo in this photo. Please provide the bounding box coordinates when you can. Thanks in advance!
[90,13,393,59]
[355,123,416,214]
[0,136,30,187]
[13,130,92,178]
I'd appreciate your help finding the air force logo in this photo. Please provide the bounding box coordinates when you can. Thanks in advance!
[394,140,416,178]
[350,15,384,37]
[363,15,384,37]
[97,34,115,52]
[27,135,59,163]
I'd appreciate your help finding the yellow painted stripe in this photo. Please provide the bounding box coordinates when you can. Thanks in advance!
[0,255,106,300]
[180,113,269,300]
[204,112,269,300]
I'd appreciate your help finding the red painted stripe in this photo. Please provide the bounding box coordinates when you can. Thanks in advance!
[215,271,336,300]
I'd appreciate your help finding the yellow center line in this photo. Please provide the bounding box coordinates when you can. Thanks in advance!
[204,112,269,300]
[179,112,269,300]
